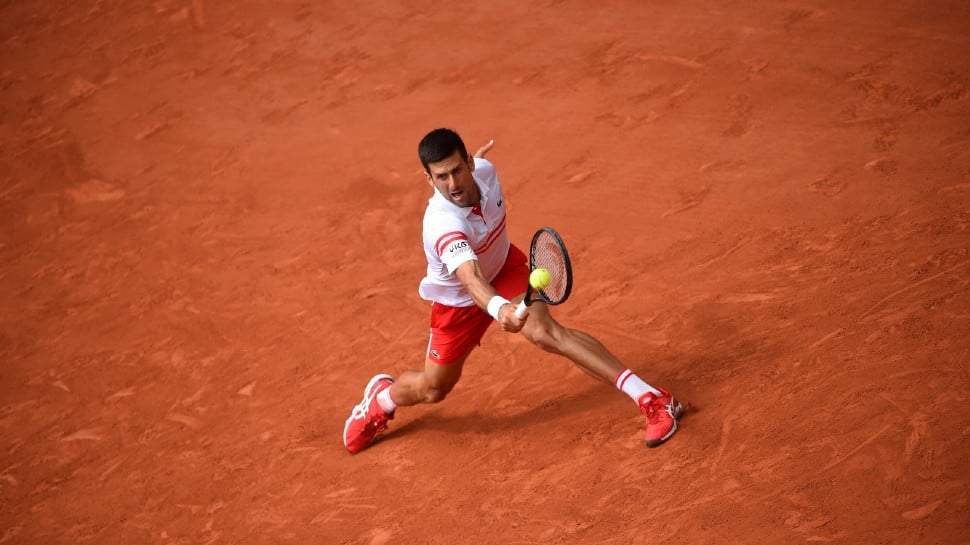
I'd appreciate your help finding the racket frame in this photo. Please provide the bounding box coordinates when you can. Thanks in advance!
[514,227,573,319]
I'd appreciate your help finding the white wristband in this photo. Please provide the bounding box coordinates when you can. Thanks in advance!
[487,295,511,320]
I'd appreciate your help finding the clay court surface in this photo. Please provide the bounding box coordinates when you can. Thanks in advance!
[2,1,969,543]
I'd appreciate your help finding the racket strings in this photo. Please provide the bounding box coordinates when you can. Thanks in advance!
[532,235,568,303]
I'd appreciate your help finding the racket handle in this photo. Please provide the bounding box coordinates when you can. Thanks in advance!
[514,300,528,319]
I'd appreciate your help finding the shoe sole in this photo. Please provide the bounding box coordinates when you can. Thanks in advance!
[645,400,683,448]
[342,374,394,451]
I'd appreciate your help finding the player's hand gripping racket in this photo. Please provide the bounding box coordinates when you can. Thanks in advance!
[515,227,573,319]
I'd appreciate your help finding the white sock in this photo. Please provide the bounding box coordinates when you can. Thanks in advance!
[377,388,397,414]
[614,369,661,402]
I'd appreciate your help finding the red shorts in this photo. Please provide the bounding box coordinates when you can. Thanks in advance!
[426,244,529,365]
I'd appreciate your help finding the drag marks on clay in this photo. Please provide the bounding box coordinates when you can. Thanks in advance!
[594,105,664,130]
[698,159,747,175]
[744,58,770,80]
[902,409,931,466]
[261,99,309,124]
[705,414,734,474]
[647,196,965,525]
[364,528,393,545]
[721,94,753,137]
[65,179,126,204]
[633,53,706,70]
[901,499,945,520]
[872,120,899,152]
[858,259,969,322]
[473,377,520,409]
[166,413,203,429]
[939,182,970,194]
[236,381,256,397]
[662,185,712,218]
[312,488,380,527]
[783,9,823,33]
[564,170,597,185]
[864,157,898,176]
[549,152,603,191]
[662,161,748,219]
[690,233,754,270]
[0,526,23,544]
[847,54,967,117]
[820,423,893,472]
[587,40,705,129]
[60,428,105,442]
[784,513,844,542]
[808,170,848,196]
[134,117,176,142]
[0,472,17,488]
[649,477,745,517]
[511,66,548,87]
[98,456,125,482]
[908,73,966,112]
[719,291,778,303]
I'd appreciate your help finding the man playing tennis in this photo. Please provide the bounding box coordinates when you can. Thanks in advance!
[343,128,683,453]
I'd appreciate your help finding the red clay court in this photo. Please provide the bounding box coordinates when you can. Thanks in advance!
[1,1,968,543]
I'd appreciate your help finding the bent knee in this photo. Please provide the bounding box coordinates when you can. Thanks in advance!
[423,386,451,403]
[420,376,456,403]
[523,325,564,355]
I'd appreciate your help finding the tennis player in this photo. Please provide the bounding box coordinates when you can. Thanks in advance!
[343,128,682,453]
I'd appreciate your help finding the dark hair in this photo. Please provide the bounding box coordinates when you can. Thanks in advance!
[418,128,468,172]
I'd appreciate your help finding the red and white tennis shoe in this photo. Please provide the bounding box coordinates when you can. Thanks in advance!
[343,374,394,454]
[638,388,683,448]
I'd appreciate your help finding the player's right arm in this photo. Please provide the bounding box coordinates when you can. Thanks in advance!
[453,260,525,333]
[426,211,524,331]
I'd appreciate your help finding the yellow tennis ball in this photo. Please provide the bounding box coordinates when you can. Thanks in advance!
[529,268,551,290]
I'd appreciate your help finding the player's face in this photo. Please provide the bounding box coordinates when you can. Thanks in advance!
[425,150,479,208]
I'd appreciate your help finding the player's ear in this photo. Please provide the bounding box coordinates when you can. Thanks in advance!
[466,154,476,172]
[424,170,434,187]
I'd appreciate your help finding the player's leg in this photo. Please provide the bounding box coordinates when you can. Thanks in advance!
[384,300,491,407]
[519,300,683,447]
[517,300,622,381]
[343,302,490,454]
[343,351,473,454]
[388,352,469,406]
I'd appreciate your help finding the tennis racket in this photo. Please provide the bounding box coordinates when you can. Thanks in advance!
[514,227,573,319]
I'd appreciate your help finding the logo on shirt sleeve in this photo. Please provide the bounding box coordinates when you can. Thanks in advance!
[445,239,469,255]
[435,231,472,258]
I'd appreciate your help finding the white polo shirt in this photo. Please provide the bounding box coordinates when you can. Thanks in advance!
[418,157,510,307]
